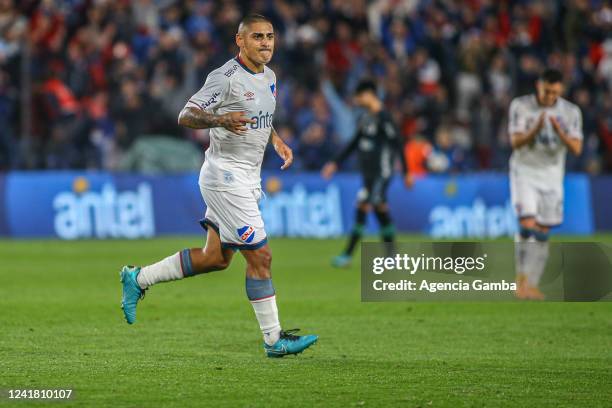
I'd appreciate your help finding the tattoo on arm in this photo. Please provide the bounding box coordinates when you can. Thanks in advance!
[178,107,228,129]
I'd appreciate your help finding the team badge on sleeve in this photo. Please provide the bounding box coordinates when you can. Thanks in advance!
[270,83,276,98]
[237,225,256,243]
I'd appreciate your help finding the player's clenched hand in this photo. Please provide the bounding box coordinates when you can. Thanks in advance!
[549,116,565,136]
[533,112,546,132]
[220,111,256,135]
[524,112,546,145]
[321,162,337,180]
[274,142,293,170]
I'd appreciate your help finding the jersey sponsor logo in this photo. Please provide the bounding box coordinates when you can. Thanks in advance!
[237,225,256,243]
[201,91,221,109]
[224,64,239,77]
[250,110,274,129]
[244,91,255,101]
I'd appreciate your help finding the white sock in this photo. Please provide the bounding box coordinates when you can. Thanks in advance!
[137,252,183,289]
[250,295,281,346]
[514,234,531,277]
[526,241,549,287]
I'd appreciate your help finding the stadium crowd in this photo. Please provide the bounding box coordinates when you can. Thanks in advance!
[0,0,610,173]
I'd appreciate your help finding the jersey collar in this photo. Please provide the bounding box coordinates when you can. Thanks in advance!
[235,54,263,76]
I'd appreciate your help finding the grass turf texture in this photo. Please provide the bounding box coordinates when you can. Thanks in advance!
[1,235,611,407]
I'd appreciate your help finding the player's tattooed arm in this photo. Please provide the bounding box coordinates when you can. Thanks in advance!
[549,116,583,155]
[270,127,293,170]
[511,112,545,149]
[178,107,256,134]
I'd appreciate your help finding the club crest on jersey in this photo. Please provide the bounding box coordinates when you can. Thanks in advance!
[244,91,255,101]
[270,83,276,98]
[237,225,255,243]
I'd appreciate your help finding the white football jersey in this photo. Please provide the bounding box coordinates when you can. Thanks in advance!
[508,94,582,187]
[185,57,277,191]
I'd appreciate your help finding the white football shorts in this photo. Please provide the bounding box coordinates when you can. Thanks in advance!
[510,170,563,227]
[199,187,268,250]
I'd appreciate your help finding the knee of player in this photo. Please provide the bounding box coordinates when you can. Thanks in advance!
[202,253,229,271]
[260,247,272,269]
[253,247,272,272]
[215,257,230,270]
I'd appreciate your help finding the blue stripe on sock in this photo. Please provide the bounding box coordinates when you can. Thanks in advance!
[245,277,275,301]
[520,227,535,239]
[181,249,194,277]
[533,230,549,242]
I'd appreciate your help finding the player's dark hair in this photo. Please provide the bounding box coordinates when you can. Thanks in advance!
[238,14,272,32]
[355,79,377,95]
[539,68,563,84]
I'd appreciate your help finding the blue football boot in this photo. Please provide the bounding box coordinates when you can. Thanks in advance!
[120,265,145,324]
[331,253,352,268]
[264,329,318,358]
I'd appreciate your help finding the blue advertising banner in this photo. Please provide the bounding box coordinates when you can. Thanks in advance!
[0,173,7,236]
[259,172,593,238]
[0,171,596,239]
[3,172,202,238]
[591,176,612,231]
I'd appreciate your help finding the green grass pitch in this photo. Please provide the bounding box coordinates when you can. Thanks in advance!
[1,235,611,407]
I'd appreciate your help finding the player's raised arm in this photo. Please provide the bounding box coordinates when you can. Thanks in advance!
[509,101,545,150]
[179,108,256,134]
[549,113,583,156]
[178,70,255,134]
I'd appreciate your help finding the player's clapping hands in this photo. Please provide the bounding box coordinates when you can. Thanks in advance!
[534,112,546,132]
[549,116,565,137]
[221,111,256,135]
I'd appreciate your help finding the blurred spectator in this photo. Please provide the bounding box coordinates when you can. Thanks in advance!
[427,125,469,174]
[297,122,336,171]
[0,0,609,174]
[404,135,432,177]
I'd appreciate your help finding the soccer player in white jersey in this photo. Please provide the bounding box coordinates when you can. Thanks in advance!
[119,14,318,357]
[508,68,583,299]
